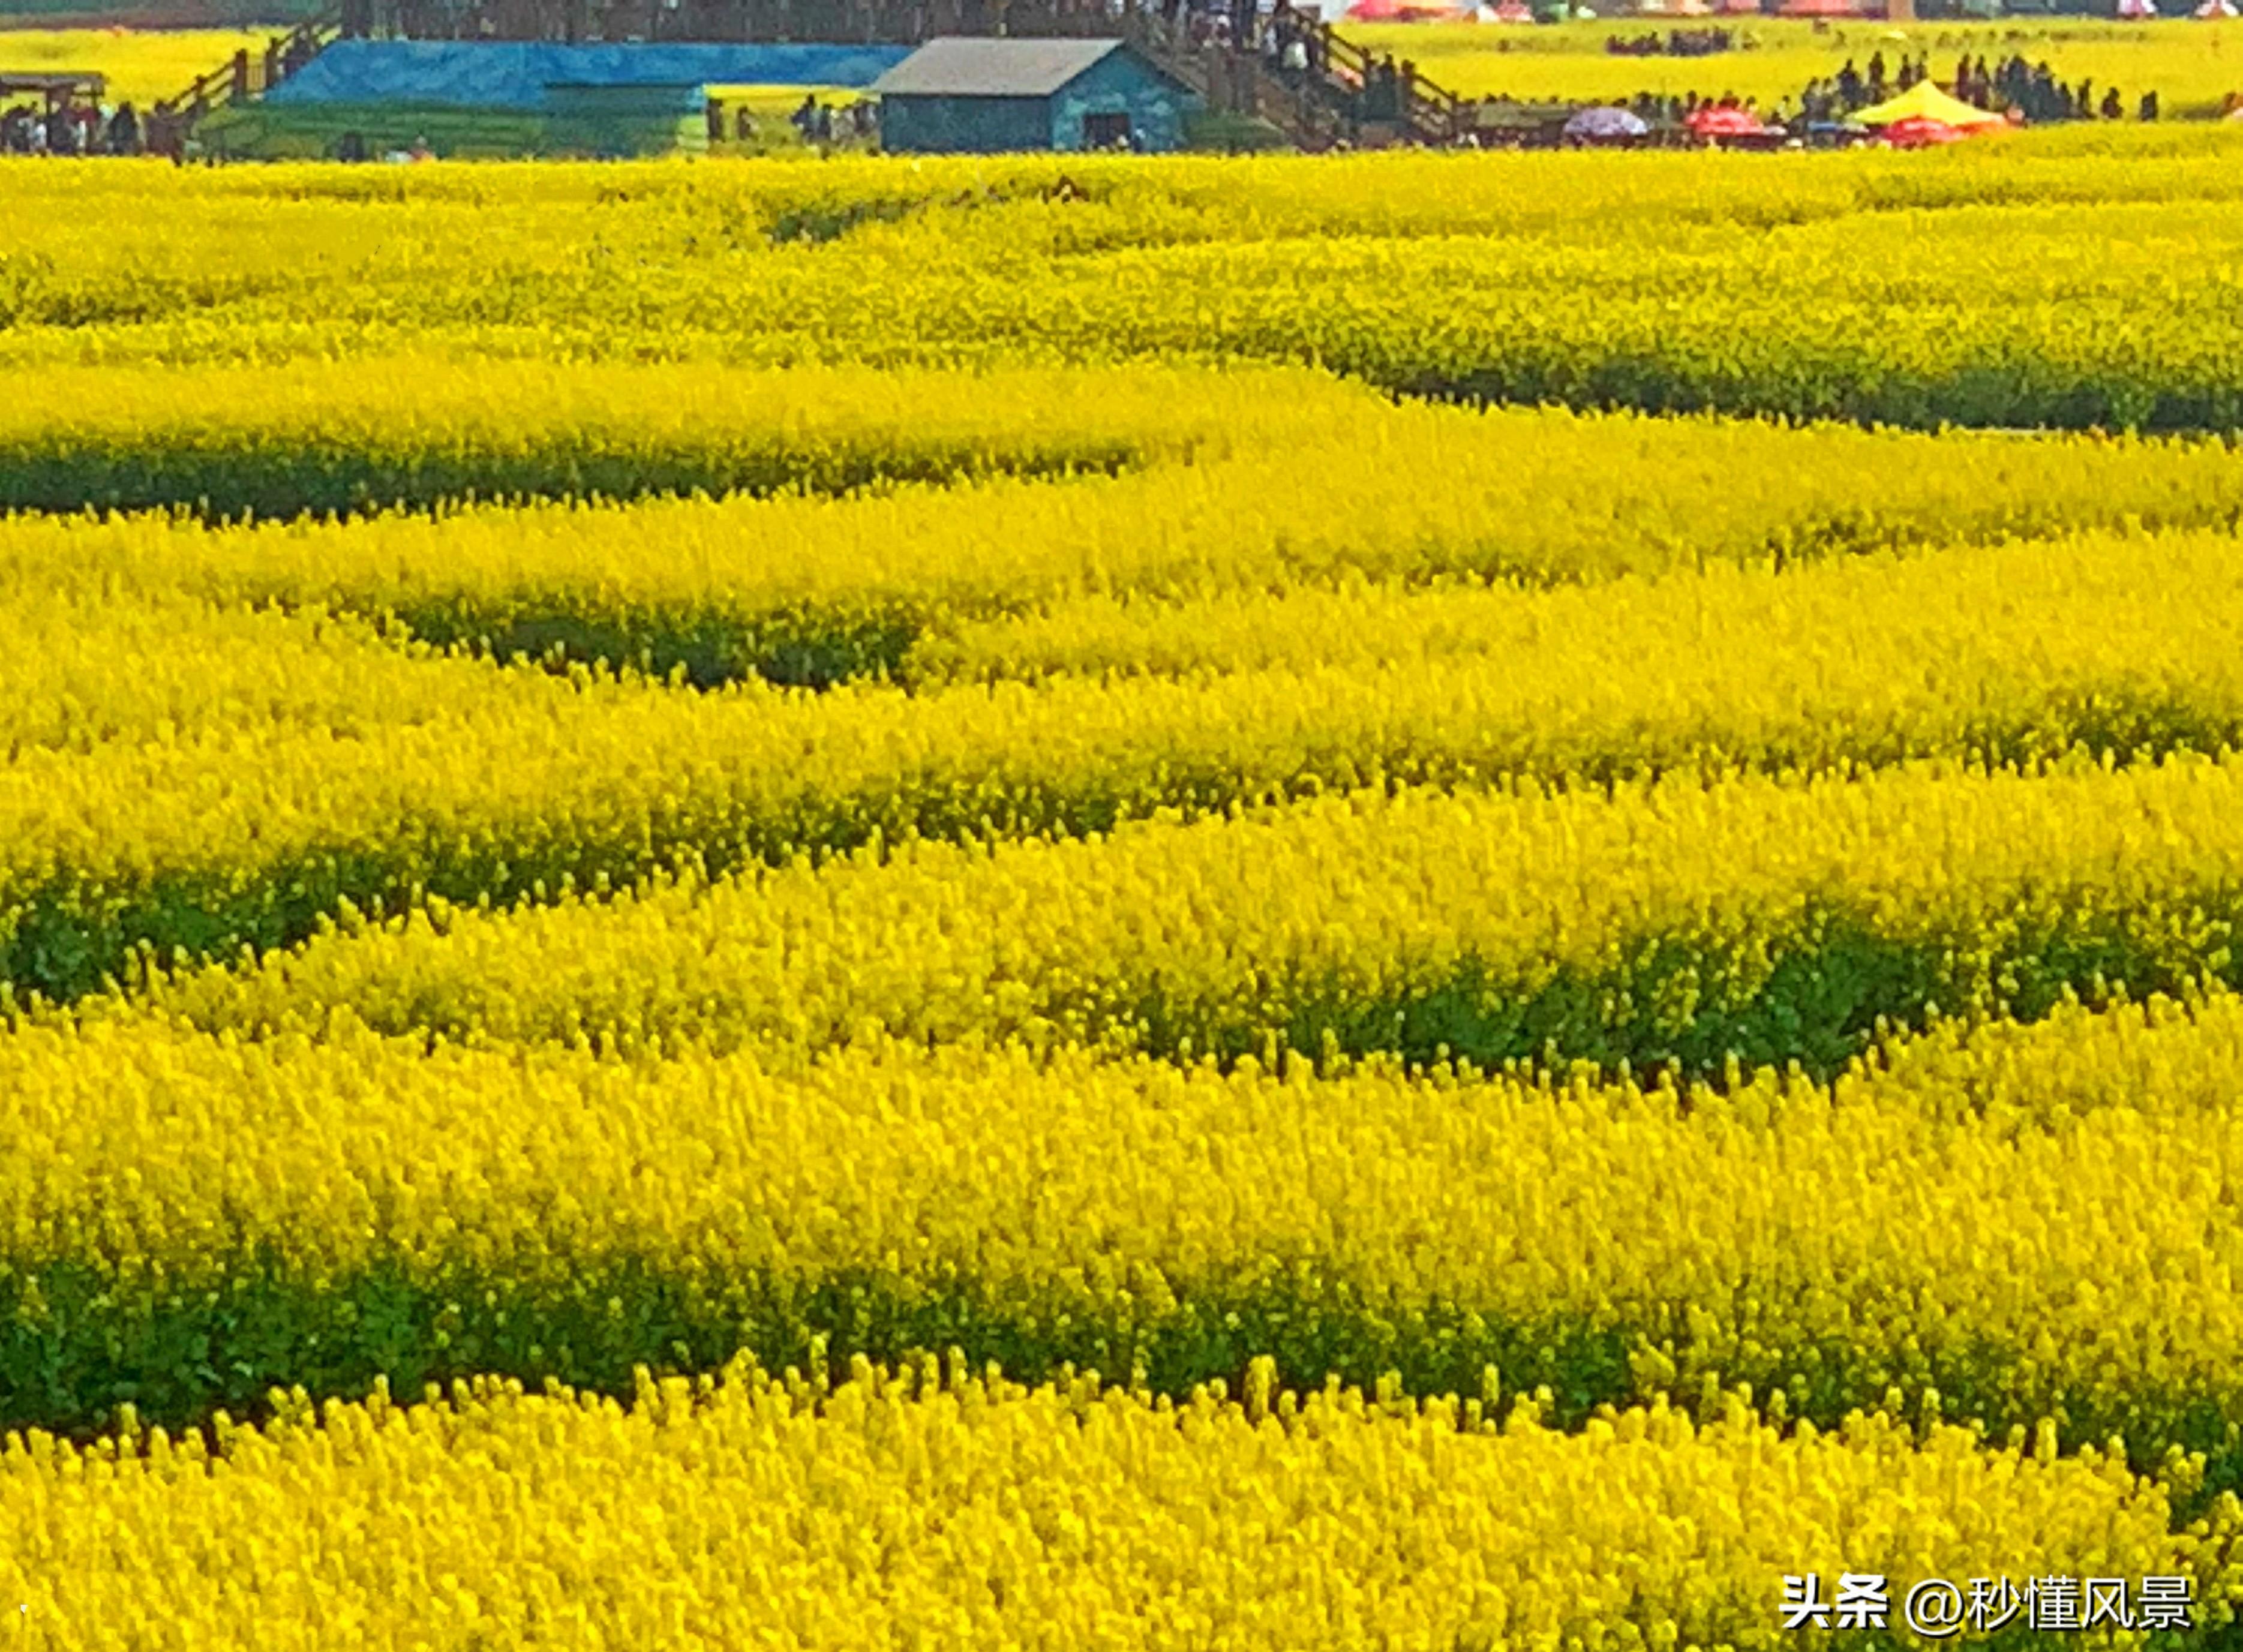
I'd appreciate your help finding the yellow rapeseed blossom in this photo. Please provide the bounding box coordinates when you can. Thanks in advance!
[0,357,1366,519]
[0,1358,2229,1650]
[15,998,2243,1458]
[8,142,2243,426]
[8,391,2239,688]
[147,749,2243,1077]
[19,135,2243,1643]
[915,521,2243,694]
[19,520,2243,1004]
[0,590,503,758]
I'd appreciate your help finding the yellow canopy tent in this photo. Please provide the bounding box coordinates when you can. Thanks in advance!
[1851,80,2008,127]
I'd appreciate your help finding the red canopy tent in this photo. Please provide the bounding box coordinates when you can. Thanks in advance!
[1685,104,1767,136]
[1881,114,1966,146]
[1344,0,1460,17]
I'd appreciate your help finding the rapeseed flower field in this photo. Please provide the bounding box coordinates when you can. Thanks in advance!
[5,143,2243,1645]
[1344,17,2243,115]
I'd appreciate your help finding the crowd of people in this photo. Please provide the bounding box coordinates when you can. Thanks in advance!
[1603,87,1766,124]
[1160,0,1308,53]
[1254,5,1433,126]
[1262,4,1328,74]
[1166,0,1407,125]
[1957,52,2156,120]
[786,93,876,143]
[1789,49,2157,122]
[702,94,875,148]
[1604,26,1737,58]
[1791,48,1932,117]
[0,100,141,155]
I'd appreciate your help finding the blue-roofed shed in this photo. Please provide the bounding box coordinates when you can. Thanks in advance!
[870,37,1196,153]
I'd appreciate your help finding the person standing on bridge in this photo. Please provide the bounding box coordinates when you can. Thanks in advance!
[1365,55,1399,121]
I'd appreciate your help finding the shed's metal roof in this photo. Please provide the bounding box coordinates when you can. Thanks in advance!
[870,37,1133,98]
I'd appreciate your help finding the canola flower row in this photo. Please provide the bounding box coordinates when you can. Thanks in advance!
[915,522,2243,689]
[9,142,2243,427]
[7,1357,2224,1651]
[138,749,2243,1081]
[20,524,2243,1005]
[10,400,2243,691]
[0,358,1326,521]
[16,131,2243,280]
[22,993,2243,1473]
[0,591,463,759]
[10,141,2243,307]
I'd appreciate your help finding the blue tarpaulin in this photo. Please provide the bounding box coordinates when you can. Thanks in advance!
[267,41,911,110]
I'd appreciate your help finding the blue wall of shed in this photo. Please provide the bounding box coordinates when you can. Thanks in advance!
[1047,49,1188,151]
[269,41,909,110]
[878,49,1193,152]
[878,92,1050,152]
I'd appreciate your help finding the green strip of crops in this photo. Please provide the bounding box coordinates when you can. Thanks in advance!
[0,359,1328,522]
[23,395,2243,695]
[142,755,2243,1085]
[9,1256,2232,1522]
[19,522,2243,1011]
[11,1010,2243,1516]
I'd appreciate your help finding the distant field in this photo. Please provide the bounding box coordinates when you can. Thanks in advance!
[0,26,268,103]
[705,81,870,152]
[1343,16,2243,115]
[0,1,307,28]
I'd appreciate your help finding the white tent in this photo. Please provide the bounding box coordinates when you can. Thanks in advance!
[2196,0,2238,20]
[2118,0,2157,18]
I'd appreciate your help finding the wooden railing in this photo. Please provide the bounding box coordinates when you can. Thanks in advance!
[146,13,340,158]
[1126,2,1470,149]
[1308,18,1458,142]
